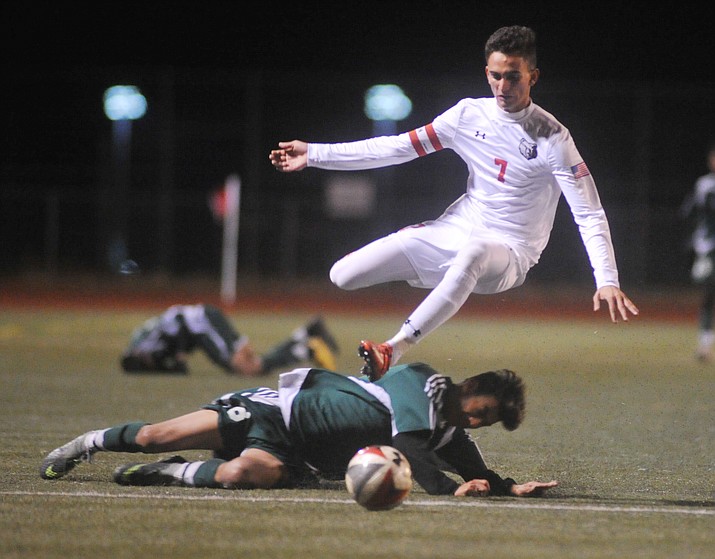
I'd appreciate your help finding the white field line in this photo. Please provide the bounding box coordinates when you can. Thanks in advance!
[3,490,713,516]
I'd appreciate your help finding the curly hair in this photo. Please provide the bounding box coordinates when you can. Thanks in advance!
[458,369,526,431]
[484,26,537,69]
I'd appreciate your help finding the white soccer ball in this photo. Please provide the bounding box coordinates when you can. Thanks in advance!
[345,445,412,511]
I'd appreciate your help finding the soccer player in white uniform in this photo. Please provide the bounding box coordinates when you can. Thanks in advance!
[269,26,639,379]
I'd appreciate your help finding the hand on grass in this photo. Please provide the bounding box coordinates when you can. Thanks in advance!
[454,479,491,497]
[510,480,559,497]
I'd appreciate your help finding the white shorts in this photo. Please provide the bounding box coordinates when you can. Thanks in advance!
[395,213,529,294]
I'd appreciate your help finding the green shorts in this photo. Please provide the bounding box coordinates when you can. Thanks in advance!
[203,390,312,485]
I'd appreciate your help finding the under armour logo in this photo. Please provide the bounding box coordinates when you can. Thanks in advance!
[474,130,486,139]
[404,319,421,338]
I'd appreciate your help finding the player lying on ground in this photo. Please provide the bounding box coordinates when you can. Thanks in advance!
[120,304,338,375]
[269,25,638,380]
[40,362,557,497]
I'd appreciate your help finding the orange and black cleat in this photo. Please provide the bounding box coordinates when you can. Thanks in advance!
[358,340,393,381]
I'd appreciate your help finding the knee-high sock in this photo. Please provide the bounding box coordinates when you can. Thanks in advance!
[97,422,149,452]
[182,459,224,487]
[399,265,477,345]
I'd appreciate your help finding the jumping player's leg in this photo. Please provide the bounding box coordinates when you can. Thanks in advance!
[359,239,518,378]
[330,233,420,290]
[388,240,513,363]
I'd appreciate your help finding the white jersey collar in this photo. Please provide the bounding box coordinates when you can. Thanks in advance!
[491,98,534,122]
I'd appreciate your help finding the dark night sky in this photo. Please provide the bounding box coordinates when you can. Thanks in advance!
[5,2,713,79]
[4,2,714,196]
[2,2,714,278]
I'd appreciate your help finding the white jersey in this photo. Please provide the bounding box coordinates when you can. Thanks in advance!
[308,97,619,288]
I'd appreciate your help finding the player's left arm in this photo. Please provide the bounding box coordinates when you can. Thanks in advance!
[440,430,559,497]
[551,133,639,322]
[435,428,517,496]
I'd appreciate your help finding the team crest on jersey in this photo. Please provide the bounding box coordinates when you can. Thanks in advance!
[519,138,538,160]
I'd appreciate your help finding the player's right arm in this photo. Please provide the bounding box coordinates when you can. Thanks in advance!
[269,118,452,174]
[391,431,461,495]
[269,101,462,174]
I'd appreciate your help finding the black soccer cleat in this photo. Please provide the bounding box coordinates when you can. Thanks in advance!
[121,354,188,374]
[113,455,188,486]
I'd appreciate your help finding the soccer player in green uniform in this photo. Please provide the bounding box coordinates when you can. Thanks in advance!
[40,363,557,497]
[680,143,715,360]
[120,304,338,375]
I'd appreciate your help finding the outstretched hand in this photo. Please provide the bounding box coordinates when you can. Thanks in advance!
[510,480,559,497]
[269,140,308,172]
[593,286,639,322]
[455,479,559,497]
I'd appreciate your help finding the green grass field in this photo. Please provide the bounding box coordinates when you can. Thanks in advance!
[1,303,713,558]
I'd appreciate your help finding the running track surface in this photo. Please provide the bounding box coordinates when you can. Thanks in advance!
[0,273,699,324]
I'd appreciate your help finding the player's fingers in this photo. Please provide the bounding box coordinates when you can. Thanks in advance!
[606,296,618,322]
[625,297,639,317]
[470,479,490,492]
[615,296,629,322]
[593,292,601,312]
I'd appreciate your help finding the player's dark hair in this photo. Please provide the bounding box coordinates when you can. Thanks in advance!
[484,26,537,69]
[459,369,525,431]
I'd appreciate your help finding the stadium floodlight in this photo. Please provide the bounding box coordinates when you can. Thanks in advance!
[364,84,412,122]
[103,85,147,121]
[102,85,147,273]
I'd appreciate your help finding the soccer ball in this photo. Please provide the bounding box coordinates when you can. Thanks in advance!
[345,445,412,511]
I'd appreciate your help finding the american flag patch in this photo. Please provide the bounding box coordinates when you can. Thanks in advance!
[571,162,590,179]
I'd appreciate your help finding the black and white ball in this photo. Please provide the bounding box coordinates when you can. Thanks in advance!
[345,445,412,511]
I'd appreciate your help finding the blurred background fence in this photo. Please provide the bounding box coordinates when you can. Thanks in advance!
[3,66,711,287]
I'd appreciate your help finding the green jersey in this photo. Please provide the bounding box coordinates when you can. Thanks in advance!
[279,367,392,476]
[278,363,516,495]
[277,363,454,477]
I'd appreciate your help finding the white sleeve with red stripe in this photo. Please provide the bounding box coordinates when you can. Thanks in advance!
[307,123,445,171]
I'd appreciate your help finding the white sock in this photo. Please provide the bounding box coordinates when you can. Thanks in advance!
[178,461,203,486]
[386,334,411,365]
[698,330,715,351]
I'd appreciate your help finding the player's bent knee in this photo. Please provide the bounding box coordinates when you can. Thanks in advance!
[216,450,287,489]
[329,260,357,290]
